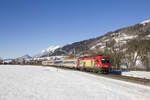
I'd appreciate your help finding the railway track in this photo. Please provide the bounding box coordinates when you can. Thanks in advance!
[92,73,150,86]
[43,65,150,86]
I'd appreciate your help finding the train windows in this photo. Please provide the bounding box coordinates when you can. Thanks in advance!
[101,59,110,64]
[54,61,62,64]
[63,61,76,64]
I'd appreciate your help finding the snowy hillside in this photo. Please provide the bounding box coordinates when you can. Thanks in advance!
[140,19,150,25]
[90,19,150,50]
[34,46,60,58]
[3,59,13,63]
[51,19,150,57]
[91,33,138,50]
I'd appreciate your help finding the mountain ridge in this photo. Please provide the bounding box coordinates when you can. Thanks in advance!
[17,54,32,60]
[33,46,61,58]
[52,19,150,57]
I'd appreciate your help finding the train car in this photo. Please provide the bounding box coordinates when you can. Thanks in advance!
[53,60,63,67]
[42,60,62,67]
[42,56,111,73]
[62,58,77,69]
[77,56,111,73]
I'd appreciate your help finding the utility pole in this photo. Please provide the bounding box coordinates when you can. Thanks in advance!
[74,48,76,58]
[56,50,59,72]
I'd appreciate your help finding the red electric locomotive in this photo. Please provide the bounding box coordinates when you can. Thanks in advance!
[77,56,111,73]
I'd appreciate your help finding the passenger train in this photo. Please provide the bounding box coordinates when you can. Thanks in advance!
[42,56,111,73]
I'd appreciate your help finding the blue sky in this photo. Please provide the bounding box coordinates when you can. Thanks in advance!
[0,0,150,58]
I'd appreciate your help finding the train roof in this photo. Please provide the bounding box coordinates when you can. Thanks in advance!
[79,55,109,58]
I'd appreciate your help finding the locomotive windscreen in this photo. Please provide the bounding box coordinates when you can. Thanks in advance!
[101,58,110,64]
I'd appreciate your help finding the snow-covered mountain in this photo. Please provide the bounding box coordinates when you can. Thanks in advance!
[53,19,150,56]
[90,19,150,50]
[3,59,14,63]
[140,19,150,25]
[34,46,60,58]
[18,54,32,60]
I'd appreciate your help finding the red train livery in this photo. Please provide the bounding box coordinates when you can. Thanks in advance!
[77,56,111,73]
[42,56,111,73]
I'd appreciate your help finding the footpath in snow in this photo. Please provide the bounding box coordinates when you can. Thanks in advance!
[0,65,150,100]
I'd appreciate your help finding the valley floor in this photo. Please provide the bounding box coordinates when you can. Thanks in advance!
[0,65,150,100]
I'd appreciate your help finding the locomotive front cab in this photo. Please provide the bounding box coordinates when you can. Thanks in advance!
[101,58,110,68]
[101,57,111,73]
[95,56,111,73]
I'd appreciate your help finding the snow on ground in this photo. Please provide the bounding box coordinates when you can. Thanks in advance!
[122,71,150,80]
[0,65,150,100]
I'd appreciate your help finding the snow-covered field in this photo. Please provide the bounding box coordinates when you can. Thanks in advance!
[0,65,150,100]
[122,71,150,80]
